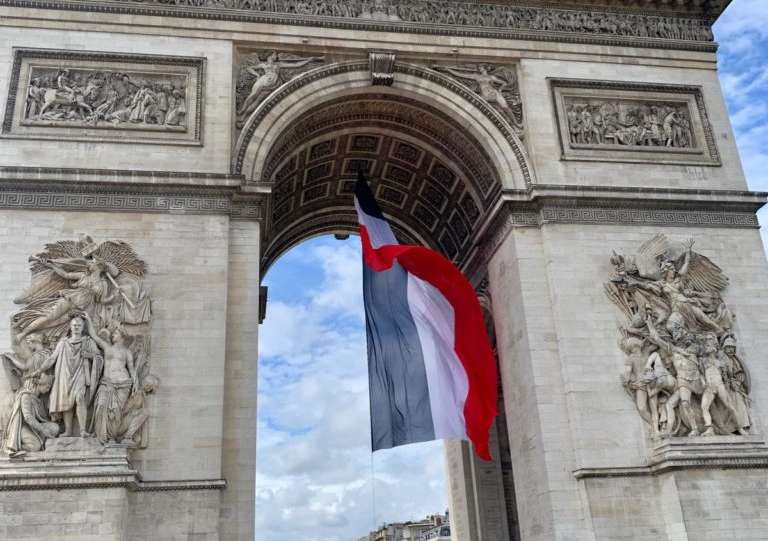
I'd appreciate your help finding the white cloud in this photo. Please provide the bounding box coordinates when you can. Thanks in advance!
[257,237,448,541]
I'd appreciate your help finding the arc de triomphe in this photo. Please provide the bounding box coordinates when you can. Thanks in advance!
[1,1,767,539]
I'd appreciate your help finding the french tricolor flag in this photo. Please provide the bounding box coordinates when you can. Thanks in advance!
[355,173,497,460]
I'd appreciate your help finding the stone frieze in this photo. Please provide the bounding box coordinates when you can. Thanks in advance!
[2,49,205,145]
[551,79,720,166]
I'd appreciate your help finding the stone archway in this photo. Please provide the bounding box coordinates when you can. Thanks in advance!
[236,59,534,540]
[235,60,534,273]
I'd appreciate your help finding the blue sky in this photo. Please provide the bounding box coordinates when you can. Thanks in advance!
[255,4,768,539]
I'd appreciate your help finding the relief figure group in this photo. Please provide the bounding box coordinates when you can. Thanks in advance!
[607,234,752,438]
[0,236,157,457]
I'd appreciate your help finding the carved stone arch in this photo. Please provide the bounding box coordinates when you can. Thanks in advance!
[233,59,536,272]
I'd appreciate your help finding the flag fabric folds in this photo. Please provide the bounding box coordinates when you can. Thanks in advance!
[354,173,497,460]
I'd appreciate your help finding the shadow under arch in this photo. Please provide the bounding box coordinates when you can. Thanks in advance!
[233,60,536,273]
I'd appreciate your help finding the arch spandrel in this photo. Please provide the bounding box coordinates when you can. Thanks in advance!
[234,60,536,272]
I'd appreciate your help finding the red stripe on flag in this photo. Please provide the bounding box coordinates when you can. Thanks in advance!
[360,225,497,460]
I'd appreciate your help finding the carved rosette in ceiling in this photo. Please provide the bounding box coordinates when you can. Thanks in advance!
[260,94,501,271]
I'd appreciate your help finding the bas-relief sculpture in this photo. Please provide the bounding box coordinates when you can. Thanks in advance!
[432,64,523,133]
[551,81,719,165]
[3,49,204,145]
[0,236,157,457]
[24,67,188,129]
[564,98,694,149]
[235,51,324,128]
[128,0,715,43]
[606,234,752,439]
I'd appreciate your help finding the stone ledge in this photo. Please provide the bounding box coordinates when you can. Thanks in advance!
[0,437,226,491]
[573,435,768,479]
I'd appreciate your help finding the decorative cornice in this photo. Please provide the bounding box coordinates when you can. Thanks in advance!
[0,0,719,53]
[0,176,265,220]
[574,435,768,479]
[476,185,766,265]
[132,478,227,491]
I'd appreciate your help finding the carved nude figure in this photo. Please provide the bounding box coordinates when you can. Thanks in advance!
[2,333,51,383]
[646,317,704,436]
[85,314,137,444]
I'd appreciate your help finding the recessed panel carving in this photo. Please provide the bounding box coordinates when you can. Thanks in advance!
[3,49,205,146]
[551,79,719,166]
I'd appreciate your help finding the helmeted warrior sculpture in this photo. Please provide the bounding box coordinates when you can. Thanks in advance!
[606,234,751,437]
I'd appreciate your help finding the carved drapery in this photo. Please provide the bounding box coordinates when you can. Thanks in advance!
[606,234,752,439]
[0,236,158,455]
[2,49,205,146]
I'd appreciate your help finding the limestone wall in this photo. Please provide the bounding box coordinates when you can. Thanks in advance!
[489,223,768,540]
[521,58,746,191]
[0,27,233,173]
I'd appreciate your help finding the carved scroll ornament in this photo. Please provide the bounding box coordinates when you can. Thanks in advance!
[606,234,751,439]
[0,236,158,456]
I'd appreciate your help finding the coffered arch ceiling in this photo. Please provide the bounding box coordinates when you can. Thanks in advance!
[260,92,506,272]
[238,62,534,273]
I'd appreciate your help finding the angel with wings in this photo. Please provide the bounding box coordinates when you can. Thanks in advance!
[606,233,731,339]
[434,64,524,131]
[11,236,149,346]
[235,51,324,126]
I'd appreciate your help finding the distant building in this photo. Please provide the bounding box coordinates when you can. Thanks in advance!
[359,511,450,541]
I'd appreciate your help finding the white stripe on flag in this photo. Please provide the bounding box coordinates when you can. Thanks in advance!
[406,273,469,440]
[354,198,398,248]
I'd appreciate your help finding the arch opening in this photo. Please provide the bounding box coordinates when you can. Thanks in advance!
[235,61,532,275]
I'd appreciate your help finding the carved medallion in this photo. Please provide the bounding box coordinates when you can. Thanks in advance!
[2,49,205,145]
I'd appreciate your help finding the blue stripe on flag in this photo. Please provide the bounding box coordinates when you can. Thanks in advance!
[363,262,436,451]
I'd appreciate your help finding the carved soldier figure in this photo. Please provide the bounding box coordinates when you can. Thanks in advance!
[700,332,743,435]
[646,318,704,436]
[720,335,751,434]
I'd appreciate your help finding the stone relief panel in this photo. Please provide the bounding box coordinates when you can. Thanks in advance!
[118,0,715,45]
[235,51,325,128]
[2,49,204,145]
[551,80,720,166]
[0,236,158,456]
[432,63,523,133]
[605,234,751,439]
